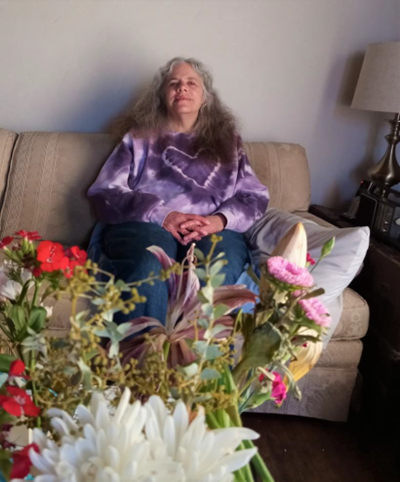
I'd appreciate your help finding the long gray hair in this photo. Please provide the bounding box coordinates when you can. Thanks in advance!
[113,57,239,163]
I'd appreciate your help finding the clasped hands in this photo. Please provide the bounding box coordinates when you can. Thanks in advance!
[162,211,227,245]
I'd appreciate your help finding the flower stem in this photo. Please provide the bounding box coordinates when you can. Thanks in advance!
[242,439,275,482]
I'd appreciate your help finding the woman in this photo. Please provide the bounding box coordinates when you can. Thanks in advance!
[87,57,269,324]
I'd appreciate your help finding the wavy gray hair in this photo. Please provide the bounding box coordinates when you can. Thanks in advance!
[113,57,239,163]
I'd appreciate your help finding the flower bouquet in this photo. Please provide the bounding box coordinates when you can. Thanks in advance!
[0,224,334,481]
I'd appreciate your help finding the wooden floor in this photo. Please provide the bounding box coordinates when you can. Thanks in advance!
[242,413,400,482]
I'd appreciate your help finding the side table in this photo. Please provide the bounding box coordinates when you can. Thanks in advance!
[310,204,400,426]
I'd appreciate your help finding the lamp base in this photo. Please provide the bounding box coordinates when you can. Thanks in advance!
[368,113,400,193]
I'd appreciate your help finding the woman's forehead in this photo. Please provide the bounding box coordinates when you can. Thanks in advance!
[168,62,201,80]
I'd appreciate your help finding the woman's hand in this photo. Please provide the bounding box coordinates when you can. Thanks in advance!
[180,214,227,243]
[162,211,210,244]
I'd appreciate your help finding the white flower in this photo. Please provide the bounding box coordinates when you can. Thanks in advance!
[14,389,259,482]
[0,266,32,300]
[272,222,307,268]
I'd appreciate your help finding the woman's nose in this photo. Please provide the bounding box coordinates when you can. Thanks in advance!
[177,83,188,92]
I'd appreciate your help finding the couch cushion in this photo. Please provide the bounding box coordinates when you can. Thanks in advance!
[0,128,17,208]
[332,288,369,340]
[0,132,117,247]
[244,142,311,212]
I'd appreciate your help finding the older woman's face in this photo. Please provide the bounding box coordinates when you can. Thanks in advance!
[164,63,204,119]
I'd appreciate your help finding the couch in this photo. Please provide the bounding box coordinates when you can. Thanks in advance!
[0,128,369,422]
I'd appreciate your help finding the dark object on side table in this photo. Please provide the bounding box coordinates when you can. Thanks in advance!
[310,204,400,431]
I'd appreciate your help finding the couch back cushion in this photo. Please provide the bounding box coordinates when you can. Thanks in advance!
[243,142,310,212]
[0,132,311,247]
[0,129,18,208]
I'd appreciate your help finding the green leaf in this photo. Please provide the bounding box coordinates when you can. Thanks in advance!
[209,323,228,338]
[201,368,221,381]
[321,237,335,258]
[202,303,214,318]
[193,340,207,355]
[213,304,229,320]
[210,260,225,276]
[0,354,17,373]
[182,362,198,378]
[200,285,214,304]
[195,268,207,281]
[91,298,106,306]
[205,345,223,360]
[28,306,47,332]
[9,305,26,332]
[210,273,225,288]
[115,279,131,291]
[194,248,205,261]
[197,318,209,329]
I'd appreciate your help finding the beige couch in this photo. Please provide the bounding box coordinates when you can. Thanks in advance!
[0,128,369,422]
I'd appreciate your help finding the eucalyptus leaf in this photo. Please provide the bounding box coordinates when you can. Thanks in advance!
[200,368,221,381]
[197,318,209,329]
[205,345,223,360]
[195,268,207,281]
[210,260,225,276]
[182,362,198,378]
[201,285,214,304]
[202,303,214,318]
[194,248,205,261]
[209,323,228,338]
[210,273,225,288]
[193,340,207,355]
[213,304,229,320]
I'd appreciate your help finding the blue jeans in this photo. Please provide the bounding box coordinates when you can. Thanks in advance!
[101,222,250,325]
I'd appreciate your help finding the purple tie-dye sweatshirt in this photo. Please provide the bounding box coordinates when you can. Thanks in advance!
[87,131,269,233]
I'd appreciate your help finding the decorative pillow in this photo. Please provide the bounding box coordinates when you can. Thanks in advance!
[240,208,370,345]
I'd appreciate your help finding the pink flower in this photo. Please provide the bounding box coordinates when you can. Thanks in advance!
[271,372,287,404]
[267,256,314,288]
[298,297,331,327]
[259,371,287,405]
[306,253,315,265]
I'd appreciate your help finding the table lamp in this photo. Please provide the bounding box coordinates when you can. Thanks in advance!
[351,41,400,193]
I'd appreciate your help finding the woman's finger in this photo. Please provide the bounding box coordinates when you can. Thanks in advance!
[180,219,204,230]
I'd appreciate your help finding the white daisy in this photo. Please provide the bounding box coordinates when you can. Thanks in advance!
[12,389,259,482]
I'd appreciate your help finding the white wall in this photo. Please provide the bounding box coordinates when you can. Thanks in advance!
[0,0,399,207]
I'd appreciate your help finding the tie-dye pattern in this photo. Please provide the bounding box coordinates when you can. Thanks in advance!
[87,131,269,233]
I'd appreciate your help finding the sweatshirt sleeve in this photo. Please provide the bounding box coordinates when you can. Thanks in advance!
[87,133,171,225]
[214,137,269,233]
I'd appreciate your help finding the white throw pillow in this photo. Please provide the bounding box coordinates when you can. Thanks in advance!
[244,208,370,345]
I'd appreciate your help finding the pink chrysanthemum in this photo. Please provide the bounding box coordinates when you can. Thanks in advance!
[267,256,314,288]
[298,297,331,327]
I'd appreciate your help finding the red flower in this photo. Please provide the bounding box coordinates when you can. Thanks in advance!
[64,246,88,278]
[10,443,40,479]
[306,253,316,265]
[32,267,43,277]
[9,360,25,377]
[36,241,69,272]
[0,386,40,417]
[15,230,41,241]
[0,236,13,249]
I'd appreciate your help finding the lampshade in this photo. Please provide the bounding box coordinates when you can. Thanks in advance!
[351,41,400,114]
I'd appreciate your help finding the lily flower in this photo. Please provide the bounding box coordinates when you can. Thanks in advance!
[119,244,256,367]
